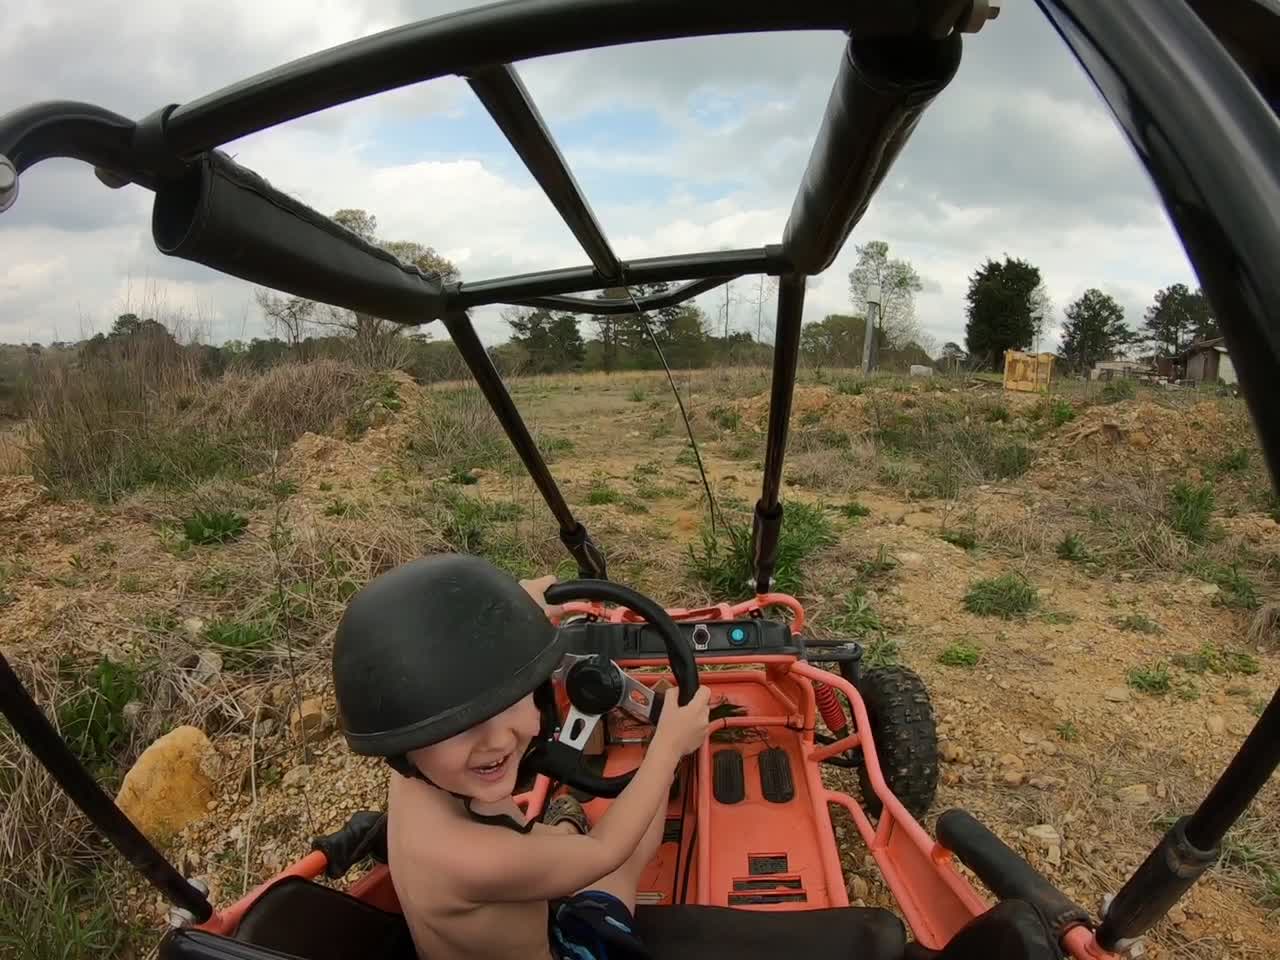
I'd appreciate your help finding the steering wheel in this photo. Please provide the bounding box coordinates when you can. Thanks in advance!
[521,579,700,798]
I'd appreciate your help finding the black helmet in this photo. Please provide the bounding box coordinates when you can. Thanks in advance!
[333,553,565,758]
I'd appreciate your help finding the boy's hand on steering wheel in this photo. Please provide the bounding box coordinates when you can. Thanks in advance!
[519,574,566,619]
[654,685,711,758]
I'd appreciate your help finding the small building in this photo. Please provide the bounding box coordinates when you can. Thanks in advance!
[1090,359,1151,381]
[1180,338,1237,385]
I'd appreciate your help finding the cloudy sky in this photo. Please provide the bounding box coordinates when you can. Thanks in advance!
[1,0,1199,350]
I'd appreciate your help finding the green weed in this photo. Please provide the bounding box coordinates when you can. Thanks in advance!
[1056,533,1090,563]
[1169,481,1214,543]
[323,498,354,518]
[938,641,981,667]
[1114,612,1161,634]
[675,446,699,467]
[56,657,140,770]
[941,529,978,550]
[688,500,835,599]
[826,588,883,639]
[205,618,273,671]
[183,509,248,545]
[0,866,131,960]
[628,387,646,403]
[858,545,898,579]
[709,406,741,431]
[840,501,872,520]
[117,573,145,594]
[963,573,1037,618]
[587,475,622,505]
[1041,611,1077,625]
[985,404,1010,423]
[836,378,865,396]
[1056,721,1080,742]
[862,635,901,668]
[1043,397,1076,427]
[1127,661,1172,695]
[1171,643,1260,677]
[1216,448,1250,473]
[269,479,299,498]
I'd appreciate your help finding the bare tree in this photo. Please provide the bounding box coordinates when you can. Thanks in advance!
[254,289,315,347]
[848,240,924,349]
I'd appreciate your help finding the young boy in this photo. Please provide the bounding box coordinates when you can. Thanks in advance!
[332,554,711,960]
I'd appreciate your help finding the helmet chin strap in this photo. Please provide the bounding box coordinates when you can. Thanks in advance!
[384,682,558,834]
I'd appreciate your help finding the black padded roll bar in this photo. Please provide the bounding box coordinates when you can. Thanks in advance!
[162,1,937,157]
[781,31,962,274]
[0,652,213,921]
[0,101,149,186]
[937,809,1091,940]
[152,151,446,326]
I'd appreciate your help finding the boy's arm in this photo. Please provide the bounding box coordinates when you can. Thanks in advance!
[447,735,683,903]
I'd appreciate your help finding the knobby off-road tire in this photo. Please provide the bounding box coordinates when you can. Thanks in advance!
[856,666,939,819]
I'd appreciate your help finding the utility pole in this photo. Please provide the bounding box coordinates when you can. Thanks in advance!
[861,283,881,374]
[756,274,764,343]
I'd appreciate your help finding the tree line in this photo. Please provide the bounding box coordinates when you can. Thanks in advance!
[957,256,1217,373]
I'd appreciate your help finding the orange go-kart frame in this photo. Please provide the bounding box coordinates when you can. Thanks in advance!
[194,594,1106,958]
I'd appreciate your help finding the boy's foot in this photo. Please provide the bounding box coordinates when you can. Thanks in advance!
[543,795,590,835]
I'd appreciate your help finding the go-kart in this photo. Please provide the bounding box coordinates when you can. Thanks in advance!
[1,1,1278,958]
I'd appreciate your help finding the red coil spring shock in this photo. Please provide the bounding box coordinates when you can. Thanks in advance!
[813,680,849,739]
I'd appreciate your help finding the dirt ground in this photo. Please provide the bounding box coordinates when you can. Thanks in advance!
[3,368,1277,958]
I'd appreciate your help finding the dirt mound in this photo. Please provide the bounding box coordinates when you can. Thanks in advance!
[733,385,869,434]
[1036,400,1238,469]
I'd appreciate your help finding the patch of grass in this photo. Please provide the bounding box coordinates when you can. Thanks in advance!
[835,378,864,396]
[182,508,248,545]
[1169,481,1215,543]
[56,657,140,770]
[993,443,1033,479]
[1216,448,1250,473]
[675,446,699,467]
[799,410,822,427]
[0,865,131,960]
[1171,643,1260,677]
[409,386,511,479]
[621,497,649,515]
[858,545,898,579]
[985,404,1010,423]
[727,438,758,461]
[826,588,883,639]
[1114,612,1161,634]
[1100,378,1136,403]
[708,406,741,431]
[1042,397,1076,427]
[631,460,661,481]
[840,500,871,520]
[688,500,835,599]
[628,387,646,402]
[1127,660,1172,695]
[1055,532,1091,563]
[269,478,299,498]
[941,529,978,550]
[541,436,575,460]
[323,498,354,518]
[318,480,333,492]
[1056,721,1080,742]
[863,635,901,668]
[205,617,273,671]
[117,573,145,594]
[1192,560,1260,609]
[963,573,1037,618]
[93,540,117,555]
[587,475,622,505]
[938,641,981,667]
[1040,610,1077,625]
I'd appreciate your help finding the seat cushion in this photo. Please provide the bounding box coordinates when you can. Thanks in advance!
[634,903,906,960]
[221,876,905,960]
[902,900,1058,960]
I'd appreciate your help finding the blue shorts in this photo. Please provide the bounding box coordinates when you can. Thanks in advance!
[549,891,648,960]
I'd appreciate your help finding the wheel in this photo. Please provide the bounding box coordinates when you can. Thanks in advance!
[855,666,939,819]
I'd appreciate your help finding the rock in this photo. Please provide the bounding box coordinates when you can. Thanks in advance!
[1155,782,1167,800]
[1198,582,1220,597]
[849,875,869,899]
[289,697,332,740]
[192,649,222,686]
[1029,776,1063,791]
[897,551,924,569]
[940,741,964,763]
[1027,824,1061,846]
[1116,783,1152,805]
[1167,905,1186,925]
[181,617,206,642]
[998,753,1024,769]
[1103,686,1131,703]
[1046,844,1062,867]
[1205,714,1226,736]
[1018,729,1040,745]
[115,726,214,843]
[1001,769,1027,786]
[122,701,144,727]
[281,764,312,789]
[1039,741,1059,756]
[255,717,277,738]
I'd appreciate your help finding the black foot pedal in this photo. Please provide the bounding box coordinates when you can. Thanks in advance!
[713,749,745,804]
[759,747,795,803]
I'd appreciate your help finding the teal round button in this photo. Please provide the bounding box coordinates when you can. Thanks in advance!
[729,627,746,644]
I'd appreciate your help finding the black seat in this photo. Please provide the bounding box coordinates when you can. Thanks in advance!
[158,875,1055,960]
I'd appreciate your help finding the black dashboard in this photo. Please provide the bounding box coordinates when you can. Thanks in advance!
[559,617,801,660]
